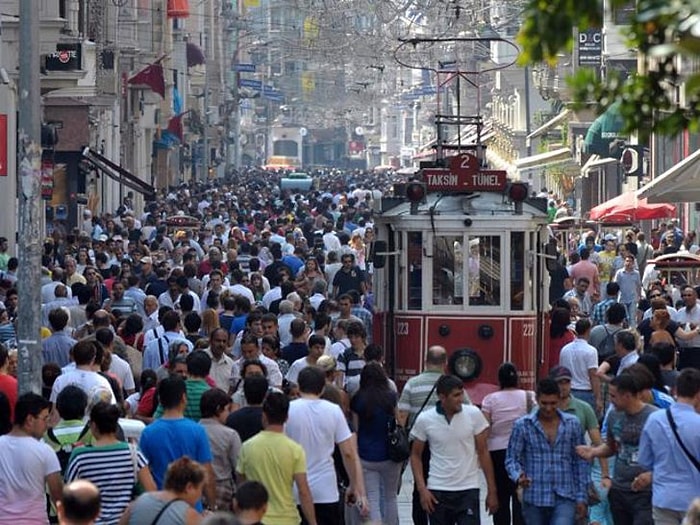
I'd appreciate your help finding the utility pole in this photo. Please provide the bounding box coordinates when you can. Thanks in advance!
[201,32,208,181]
[17,0,43,394]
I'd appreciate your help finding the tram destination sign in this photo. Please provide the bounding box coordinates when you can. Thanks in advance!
[423,168,508,192]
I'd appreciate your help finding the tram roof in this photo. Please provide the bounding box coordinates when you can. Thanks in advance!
[378,192,548,220]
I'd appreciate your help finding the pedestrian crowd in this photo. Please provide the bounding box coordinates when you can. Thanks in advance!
[0,165,699,525]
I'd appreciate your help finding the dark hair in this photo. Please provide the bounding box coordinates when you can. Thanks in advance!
[574,318,592,336]
[164,457,206,493]
[356,362,394,419]
[72,340,98,366]
[240,333,259,349]
[536,378,560,397]
[677,368,700,398]
[635,354,666,391]
[436,374,463,397]
[611,371,641,394]
[56,385,88,420]
[0,342,7,368]
[200,388,231,419]
[346,321,366,339]
[242,359,268,378]
[364,344,384,362]
[139,369,158,395]
[95,327,114,347]
[308,334,326,349]
[48,308,70,332]
[243,375,269,405]
[179,293,194,312]
[651,342,676,367]
[161,310,181,332]
[183,311,202,332]
[158,375,186,410]
[235,480,269,511]
[606,303,627,325]
[262,391,289,425]
[186,350,212,377]
[497,362,519,389]
[14,392,51,426]
[605,282,620,296]
[123,314,144,337]
[297,366,326,395]
[89,401,120,435]
[615,330,637,352]
[290,318,306,338]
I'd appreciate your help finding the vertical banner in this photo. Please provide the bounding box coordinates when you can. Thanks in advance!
[0,114,7,176]
[40,152,54,200]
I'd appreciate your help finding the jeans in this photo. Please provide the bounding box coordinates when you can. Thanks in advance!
[490,449,523,525]
[429,489,480,525]
[361,459,401,525]
[521,496,575,525]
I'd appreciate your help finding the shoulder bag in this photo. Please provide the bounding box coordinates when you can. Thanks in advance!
[388,381,438,463]
[666,408,700,472]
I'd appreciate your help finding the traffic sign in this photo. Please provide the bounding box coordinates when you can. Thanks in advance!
[423,168,507,192]
[239,78,262,89]
[449,153,480,178]
[235,63,257,72]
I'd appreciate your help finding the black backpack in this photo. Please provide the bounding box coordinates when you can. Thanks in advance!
[45,423,90,474]
[597,326,621,364]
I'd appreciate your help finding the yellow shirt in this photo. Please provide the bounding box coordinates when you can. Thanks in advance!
[237,430,307,525]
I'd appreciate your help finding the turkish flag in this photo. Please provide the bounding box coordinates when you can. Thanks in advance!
[128,63,166,98]
[167,113,185,142]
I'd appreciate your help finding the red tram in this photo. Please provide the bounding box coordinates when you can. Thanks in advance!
[372,165,551,403]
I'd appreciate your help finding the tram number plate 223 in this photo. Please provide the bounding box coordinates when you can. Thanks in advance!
[522,323,535,337]
[396,322,409,336]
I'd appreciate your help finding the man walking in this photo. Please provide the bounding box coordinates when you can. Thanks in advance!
[410,374,498,524]
[577,372,657,525]
[674,285,700,370]
[559,319,602,415]
[613,254,642,325]
[638,368,700,524]
[506,378,589,524]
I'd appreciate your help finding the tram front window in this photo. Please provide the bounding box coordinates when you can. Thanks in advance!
[467,235,501,306]
[433,236,464,305]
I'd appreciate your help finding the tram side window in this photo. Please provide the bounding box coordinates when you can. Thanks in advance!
[408,232,422,310]
[467,235,501,306]
[432,236,464,305]
[511,232,525,311]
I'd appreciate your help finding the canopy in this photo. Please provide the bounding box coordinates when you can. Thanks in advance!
[588,191,676,221]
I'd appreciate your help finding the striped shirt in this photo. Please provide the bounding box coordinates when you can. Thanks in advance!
[398,371,442,428]
[154,378,211,420]
[398,371,472,427]
[337,348,366,396]
[66,442,148,525]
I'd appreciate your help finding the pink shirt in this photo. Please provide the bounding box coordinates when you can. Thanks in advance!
[481,389,534,451]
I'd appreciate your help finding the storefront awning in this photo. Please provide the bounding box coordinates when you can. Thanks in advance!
[515,147,573,170]
[526,109,571,142]
[637,148,700,203]
[82,148,156,199]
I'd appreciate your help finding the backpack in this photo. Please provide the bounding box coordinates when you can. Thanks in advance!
[597,326,621,364]
[45,423,90,474]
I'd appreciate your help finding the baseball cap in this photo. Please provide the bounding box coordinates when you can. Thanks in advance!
[549,365,572,382]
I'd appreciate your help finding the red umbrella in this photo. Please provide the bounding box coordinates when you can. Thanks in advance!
[588,191,676,221]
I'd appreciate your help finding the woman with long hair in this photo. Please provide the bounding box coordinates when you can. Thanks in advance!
[248,272,266,304]
[118,457,206,525]
[200,308,220,339]
[481,363,534,525]
[548,306,575,370]
[295,257,326,295]
[350,362,400,525]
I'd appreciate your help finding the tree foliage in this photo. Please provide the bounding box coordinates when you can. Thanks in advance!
[517,0,700,140]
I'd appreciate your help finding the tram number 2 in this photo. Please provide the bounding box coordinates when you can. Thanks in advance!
[522,323,535,337]
[396,322,409,336]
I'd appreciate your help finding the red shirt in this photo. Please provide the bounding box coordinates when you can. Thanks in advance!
[0,373,18,421]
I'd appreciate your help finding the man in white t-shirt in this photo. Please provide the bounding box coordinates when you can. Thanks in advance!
[558,318,601,416]
[410,374,498,522]
[0,393,63,525]
[50,339,116,407]
[285,366,369,522]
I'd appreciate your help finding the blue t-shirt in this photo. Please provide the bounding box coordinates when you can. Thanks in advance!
[139,417,212,489]
[351,392,396,462]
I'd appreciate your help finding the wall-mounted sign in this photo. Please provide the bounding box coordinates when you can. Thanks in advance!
[45,44,82,71]
[578,29,602,67]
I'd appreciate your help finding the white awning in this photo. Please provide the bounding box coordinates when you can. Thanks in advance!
[515,147,573,170]
[637,149,700,203]
[526,109,571,141]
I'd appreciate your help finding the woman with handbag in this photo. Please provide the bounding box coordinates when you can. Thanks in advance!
[350,362,401,525]
[481,363,535,525]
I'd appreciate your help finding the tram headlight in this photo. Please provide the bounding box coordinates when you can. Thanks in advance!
[448,349,483,382]
[406,181,427,203]
[506,182,529,203]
